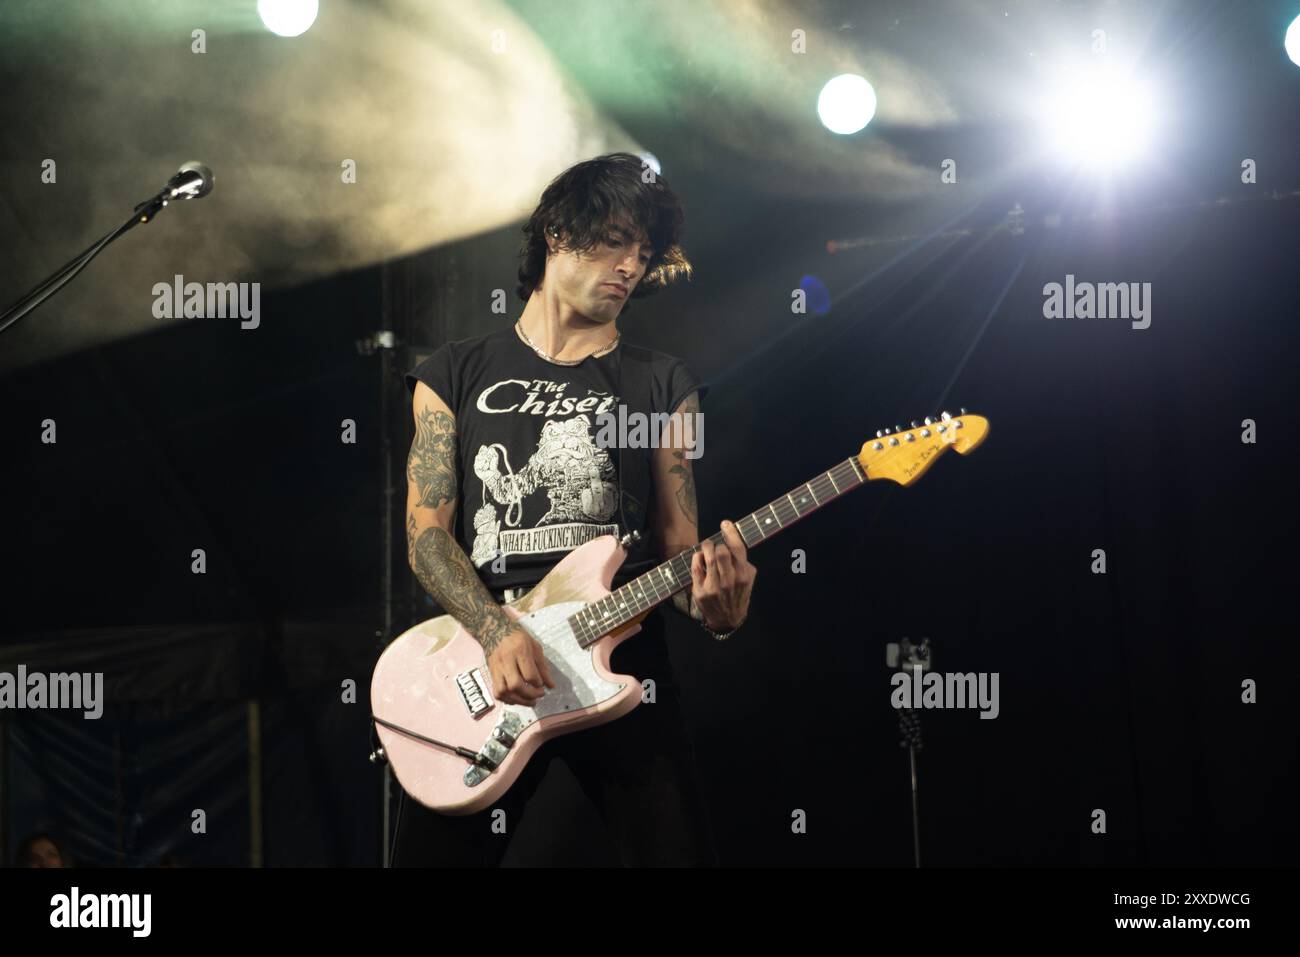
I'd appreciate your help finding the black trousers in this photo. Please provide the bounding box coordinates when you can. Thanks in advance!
[389,608,718,867]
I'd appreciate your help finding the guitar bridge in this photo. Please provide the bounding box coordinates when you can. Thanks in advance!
[456,667,495,718]
[464,711,524,787]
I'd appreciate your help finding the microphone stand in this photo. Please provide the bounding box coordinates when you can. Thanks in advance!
[888,637,930,868]
[899,702,924,868]
[0,167,211,337]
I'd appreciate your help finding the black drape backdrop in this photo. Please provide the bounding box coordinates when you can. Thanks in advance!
[2,197,1295,866]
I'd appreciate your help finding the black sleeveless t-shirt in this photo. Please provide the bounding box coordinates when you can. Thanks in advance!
[405,325,705,595]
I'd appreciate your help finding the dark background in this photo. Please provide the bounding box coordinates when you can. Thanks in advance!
[1,0,1297,866]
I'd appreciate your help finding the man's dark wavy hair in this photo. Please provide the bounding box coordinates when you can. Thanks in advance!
[516,152,692,302]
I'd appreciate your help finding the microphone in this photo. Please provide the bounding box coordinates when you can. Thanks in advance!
[161,161,214,201]
[0,161,217,335]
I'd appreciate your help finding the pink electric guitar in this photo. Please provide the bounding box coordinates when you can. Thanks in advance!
[371,412,989,814]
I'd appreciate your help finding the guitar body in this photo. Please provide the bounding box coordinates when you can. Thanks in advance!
[371,534,646,815]
[372,411,990,817]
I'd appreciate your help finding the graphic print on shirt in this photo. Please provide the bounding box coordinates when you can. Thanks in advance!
[468,376,623,567]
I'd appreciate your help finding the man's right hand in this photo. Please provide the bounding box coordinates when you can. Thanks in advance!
[486,627,557,706]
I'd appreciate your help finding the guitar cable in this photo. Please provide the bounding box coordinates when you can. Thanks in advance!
[371,715,486,765]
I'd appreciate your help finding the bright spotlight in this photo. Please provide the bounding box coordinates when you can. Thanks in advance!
[1042,69,1157,169]
[258,0,319,37]
[1287,14,1300,68]
[817,74,878,135]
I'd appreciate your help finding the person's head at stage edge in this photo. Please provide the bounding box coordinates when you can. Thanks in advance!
[515,152,694,325]
[17,832,69,868]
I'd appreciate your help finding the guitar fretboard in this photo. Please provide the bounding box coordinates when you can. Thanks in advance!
[568,456,866,647]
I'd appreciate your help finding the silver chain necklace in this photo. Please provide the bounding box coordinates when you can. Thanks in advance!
[515,319,620,366]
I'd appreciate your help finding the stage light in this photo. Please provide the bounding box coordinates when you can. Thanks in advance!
[258,0,319,37]
[798,275,831,316]
[817,74,878,135]
[1287,14,1300,68]
[1041,68,1157,169]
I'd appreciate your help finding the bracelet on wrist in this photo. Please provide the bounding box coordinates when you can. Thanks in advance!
[688,594,743,641]
[698,615,744,641]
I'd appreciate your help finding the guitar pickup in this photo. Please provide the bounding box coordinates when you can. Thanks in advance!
[456,667,495,718]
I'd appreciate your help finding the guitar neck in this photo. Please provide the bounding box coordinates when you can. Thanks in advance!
[568,456,867,645]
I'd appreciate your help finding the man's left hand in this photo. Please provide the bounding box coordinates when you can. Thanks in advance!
[690,519,757,633]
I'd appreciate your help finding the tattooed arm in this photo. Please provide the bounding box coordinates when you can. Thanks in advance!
[651,390,757,633]
[406,382,555,703]
[651,392,706,623]
[406,382,512,652]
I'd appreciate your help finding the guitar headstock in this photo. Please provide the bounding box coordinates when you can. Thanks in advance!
[857,410,989,486]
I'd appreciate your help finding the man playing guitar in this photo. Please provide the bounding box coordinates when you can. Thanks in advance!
[391,152,756,866]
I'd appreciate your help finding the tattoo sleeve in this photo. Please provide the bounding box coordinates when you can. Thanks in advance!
[405,401,514,653]
[667,392,699,527]
[412,526,517,655]
[408,408,457,508]
[663,391,703,622]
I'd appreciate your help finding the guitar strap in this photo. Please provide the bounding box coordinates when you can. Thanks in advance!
[613,342,654,562]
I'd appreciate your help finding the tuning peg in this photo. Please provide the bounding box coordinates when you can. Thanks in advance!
[894,424,902,433]
[959,407,967,415]
[876,429,884,438]
[911,420,919,428]
[923,416,933,426]
[940,411,951,421]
